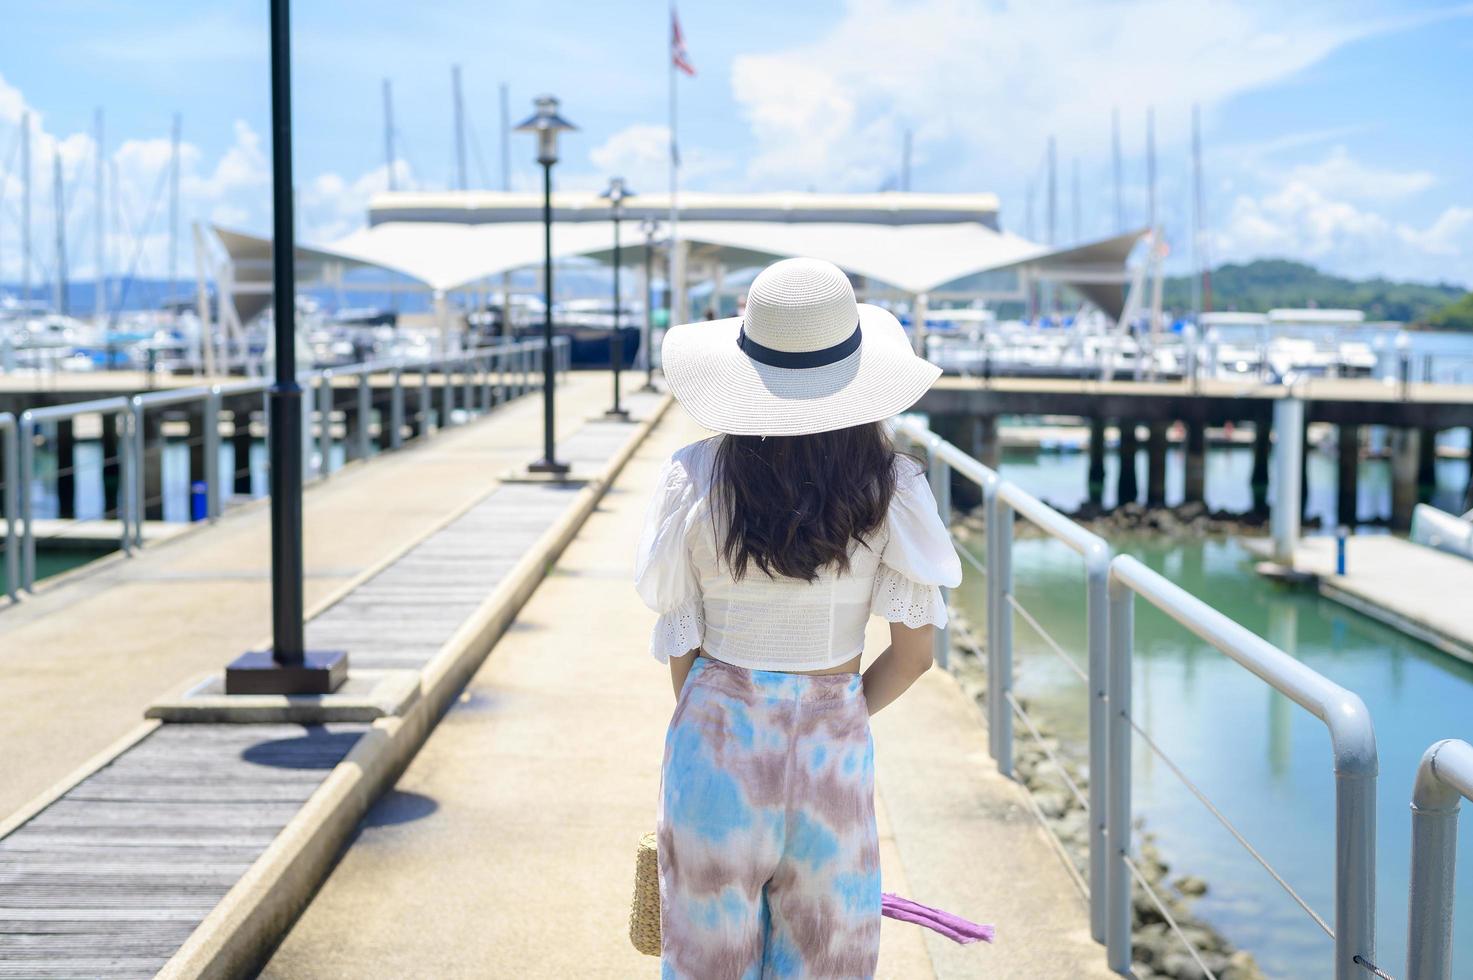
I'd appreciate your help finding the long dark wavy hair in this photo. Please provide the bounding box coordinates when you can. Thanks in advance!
[711,422,899,582]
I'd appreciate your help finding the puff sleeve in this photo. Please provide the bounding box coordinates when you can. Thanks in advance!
[634,452,704,663]
[871,458,963,629]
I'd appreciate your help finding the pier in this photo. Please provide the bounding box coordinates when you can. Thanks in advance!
[920,375,1473,523]
[1252,533,1473,665]
[1,371,1470,978]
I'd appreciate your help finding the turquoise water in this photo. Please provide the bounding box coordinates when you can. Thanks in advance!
[952,510,1473,977]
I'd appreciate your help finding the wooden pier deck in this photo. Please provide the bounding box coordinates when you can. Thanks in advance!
[0,372,646,821]
[1272,534,1473,664]
[263,406,1112,980]
[0,372,665,976]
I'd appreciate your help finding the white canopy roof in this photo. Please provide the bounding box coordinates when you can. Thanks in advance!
[214,191,1142,316]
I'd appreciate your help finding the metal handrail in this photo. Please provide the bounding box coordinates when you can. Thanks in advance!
[17,396,136,591]
[893,414,1112,943]
[5,336,570,598]
[1106,554,1377,979]
[1,413,17,602]
[1406,738,1473,980]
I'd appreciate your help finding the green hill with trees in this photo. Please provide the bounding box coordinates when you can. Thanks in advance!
[1161,259,1471,329]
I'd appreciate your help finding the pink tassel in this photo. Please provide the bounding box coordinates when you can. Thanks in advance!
[882,892,995,945]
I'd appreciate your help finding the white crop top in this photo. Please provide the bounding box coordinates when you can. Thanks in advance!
[634,437,963,671]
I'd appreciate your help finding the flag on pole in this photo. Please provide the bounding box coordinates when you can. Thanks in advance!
[671,10,696,76]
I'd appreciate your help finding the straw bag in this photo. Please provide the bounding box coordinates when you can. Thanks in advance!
[629,832,661,956]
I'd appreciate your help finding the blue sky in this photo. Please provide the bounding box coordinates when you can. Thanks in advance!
[1,0,1470,288]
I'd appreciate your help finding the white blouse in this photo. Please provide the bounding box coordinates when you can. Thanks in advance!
[634,437,963,671]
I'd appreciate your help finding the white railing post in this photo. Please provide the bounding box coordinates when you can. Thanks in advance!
[317,371,334,478]
[441,356,454,426]
[991,497,1014,777]
[356,371,372,460]
[926,434,952,669]
[117,407,134,554]
[131,396,146,548]
[17,412,35,592]
[1407,739,1473,980]
[204,388,222,520]
[1105,573,1134,973]
[1084,545,1111,944]
[1271,396,1304,564]
[390,366,405,450]
[1,414,17,601]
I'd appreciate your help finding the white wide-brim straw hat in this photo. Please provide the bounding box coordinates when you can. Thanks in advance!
[661,257,942,436]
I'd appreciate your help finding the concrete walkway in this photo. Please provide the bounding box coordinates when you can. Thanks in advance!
[1280,534,1473,664]
[0,373,631,823]
[266,407,1111,978]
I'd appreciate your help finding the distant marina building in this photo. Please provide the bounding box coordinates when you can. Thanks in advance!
[209,190,1144,349]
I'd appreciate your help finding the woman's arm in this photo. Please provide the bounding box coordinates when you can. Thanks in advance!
[861,622,933,716]
[669,649,698,700]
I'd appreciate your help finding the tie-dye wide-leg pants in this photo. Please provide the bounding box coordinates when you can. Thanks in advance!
[658,656,881,980]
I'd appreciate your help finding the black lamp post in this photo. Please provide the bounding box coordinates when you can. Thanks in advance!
[601,177,633,420]
[639,218,660,393]
[226,0,346,694]
[515,95,576,476]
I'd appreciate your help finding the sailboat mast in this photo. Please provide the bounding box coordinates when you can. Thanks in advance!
[169,113,181,300]
[383,79,397,190]
[901,128,912,191]
[53,151,67,315]
[452,65,467,191]
[20,112,30,305]
[1192,104,1211,314]
[499,82,510,191]
[95,108,105,321]
[1146,106,1157,233]
[1071,157,1080,242]
[1046,135,1057,246]
[1112,107,1124,233]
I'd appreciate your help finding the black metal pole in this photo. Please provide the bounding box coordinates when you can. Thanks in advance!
[268,0,304,664]
[227,0,346,696]
[642,230,656,391]
[529,160,566,473]
[606,208,627,419]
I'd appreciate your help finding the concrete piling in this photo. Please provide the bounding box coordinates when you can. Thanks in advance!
[1417,427,1438,504]
[1183,419,1205,504]
[1337,424,1359,528]
[56,420,76,519]
[1087,418,1106,506]
[142,413,164,521]
[1392,428,1421,530]
[100,413,121,518]
[1116,421,1139,506]
[1251,419,1272,515]
[231,404,254,496]
[1146,422,1168,507]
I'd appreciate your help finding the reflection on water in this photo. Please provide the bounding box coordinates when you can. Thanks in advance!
[954,532,1473,978]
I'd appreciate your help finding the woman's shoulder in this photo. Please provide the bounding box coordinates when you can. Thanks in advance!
[661,436,721,493]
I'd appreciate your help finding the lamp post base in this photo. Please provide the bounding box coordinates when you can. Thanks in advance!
[527,457,571,476]
[225,649,349,696]
[603,408,631,421]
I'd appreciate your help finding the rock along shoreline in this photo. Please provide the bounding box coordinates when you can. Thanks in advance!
[946,503,1269,980]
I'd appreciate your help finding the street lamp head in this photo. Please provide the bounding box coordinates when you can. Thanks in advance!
[514,94,577,166]
[601,176,635,217]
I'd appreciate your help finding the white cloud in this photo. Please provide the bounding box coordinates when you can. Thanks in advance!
[575,123,725,195]
[1213,179,1473,280]
[297,160,420,243]
[1282,146,1435,204]
[727,0,1413,191]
